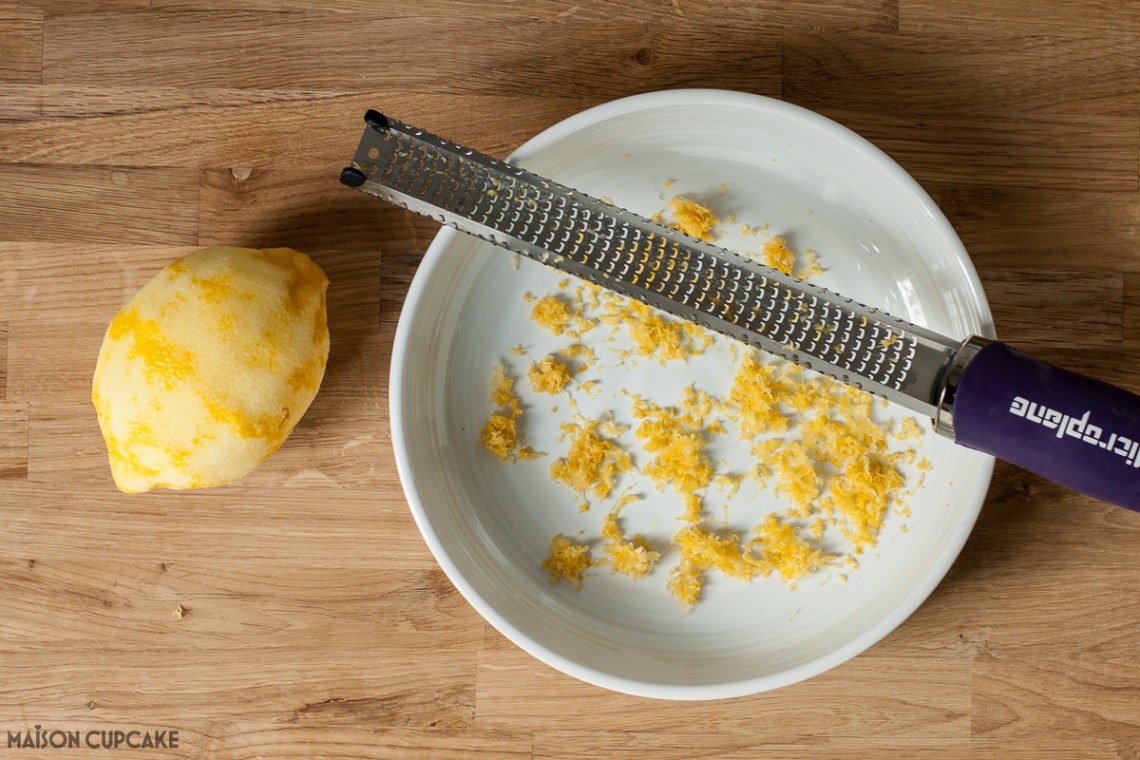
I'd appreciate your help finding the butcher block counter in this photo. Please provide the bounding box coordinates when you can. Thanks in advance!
[2,2,1139,758]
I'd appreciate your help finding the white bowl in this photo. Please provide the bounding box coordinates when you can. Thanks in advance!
[389,89,995,700]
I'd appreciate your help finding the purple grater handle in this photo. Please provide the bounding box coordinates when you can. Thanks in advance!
[952,341,1140,510]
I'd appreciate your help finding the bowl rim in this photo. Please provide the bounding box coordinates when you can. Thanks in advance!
[388,88,995,700]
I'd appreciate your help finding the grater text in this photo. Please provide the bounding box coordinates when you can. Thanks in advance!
[1010,396,1140,467]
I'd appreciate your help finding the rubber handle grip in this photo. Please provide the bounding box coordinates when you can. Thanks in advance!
[953,341,1140,510]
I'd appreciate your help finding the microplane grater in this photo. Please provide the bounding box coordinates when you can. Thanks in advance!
[342,109,1140,511]
[341,112,960,418]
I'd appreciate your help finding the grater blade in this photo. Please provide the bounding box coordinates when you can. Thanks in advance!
[341,111,963,421]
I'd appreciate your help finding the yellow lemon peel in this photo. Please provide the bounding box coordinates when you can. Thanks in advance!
[92,246,329,493]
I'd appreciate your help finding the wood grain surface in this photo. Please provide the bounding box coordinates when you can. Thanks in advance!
[2,2,1140,758]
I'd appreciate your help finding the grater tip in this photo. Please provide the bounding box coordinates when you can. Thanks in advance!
[364,110,390,132]
[339,166,368,187]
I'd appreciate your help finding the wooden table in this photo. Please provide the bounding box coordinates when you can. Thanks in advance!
[2,2,1139,757]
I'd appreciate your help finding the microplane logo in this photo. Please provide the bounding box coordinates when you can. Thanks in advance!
[1009,396,1140,467]
[5,725,179,751]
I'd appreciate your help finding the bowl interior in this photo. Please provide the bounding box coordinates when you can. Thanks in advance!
[391,91,995,699]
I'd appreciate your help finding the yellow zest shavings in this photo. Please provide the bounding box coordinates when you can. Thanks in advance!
[630,391,717,523]
[757,237,823,280]
[729,349,910,554]
[543,534,592,590]
[764,440,821,517]
[528,294,574,336]
[489,363,520,416]
[480,414,523,462]
[819,452,905,553]
[668,523,761,610]
[762,236,795,276]
[528,355,572,395]
[666,516,832,607]
[714,472,744,499]
[665,561,703,610]
[562,343,596,371]
[728,353,792,436]
[747,515,832,585]
[574,281,604,312]
[481,364,541,462]
[491,187,928,611]
[801,395,904,553]
[532,281,709,368]
[549,419,633,511]
[600,500,660,580]
[666,196,719,242]
[895,416,923,441]
[604,299,685,363]
[674,524,761,582]
[799,249,823,279]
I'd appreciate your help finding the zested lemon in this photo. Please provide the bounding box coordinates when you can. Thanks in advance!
[92,246,330,493]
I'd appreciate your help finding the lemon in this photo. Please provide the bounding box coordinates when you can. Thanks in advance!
[92,246,330,493]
